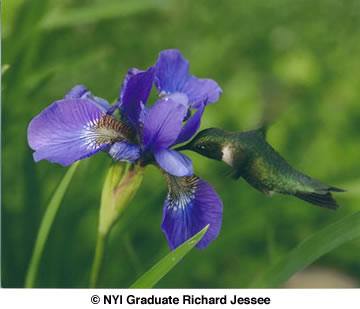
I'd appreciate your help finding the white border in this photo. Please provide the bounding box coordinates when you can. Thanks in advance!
[1,288,359,309]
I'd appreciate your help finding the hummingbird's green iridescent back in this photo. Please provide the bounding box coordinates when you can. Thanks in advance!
[230,129,328,195]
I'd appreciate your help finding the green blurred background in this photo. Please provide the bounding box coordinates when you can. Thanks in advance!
[2,0,360,288]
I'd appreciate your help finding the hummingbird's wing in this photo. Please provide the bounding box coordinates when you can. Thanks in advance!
[258,77,290,137]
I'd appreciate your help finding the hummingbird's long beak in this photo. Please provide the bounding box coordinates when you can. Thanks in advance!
[174,142,191,152]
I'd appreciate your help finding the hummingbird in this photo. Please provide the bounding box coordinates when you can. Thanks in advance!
[176,127,344,209]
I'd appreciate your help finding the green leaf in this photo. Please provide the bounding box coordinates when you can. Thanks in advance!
[25,162,79,288]
[130,225,209,288]
[40,0,170,30]
[251,211,360,288]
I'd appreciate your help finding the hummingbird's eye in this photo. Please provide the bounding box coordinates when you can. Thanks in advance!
[198,145,207,151]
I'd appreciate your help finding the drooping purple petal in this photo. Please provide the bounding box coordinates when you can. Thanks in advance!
[161,175,223,250]
[154,149,193,177]
[175,102,205,144]
[142,97,188,150]
[155,49,222,107]
[65,84,110,112]
[118,67,154,126]
[109,141,141,162]
[28,99,133,166]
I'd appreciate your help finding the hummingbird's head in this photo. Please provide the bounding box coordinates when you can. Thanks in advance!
[176,128,226,161]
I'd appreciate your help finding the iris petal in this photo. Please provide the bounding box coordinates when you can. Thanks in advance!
[119,67,154,126]
[175,102,205,144]
[109,141,141,162]
[65,85,89,99]
[161,174,223,249]
[154,149,193,177]
[155,49,222,107]
[28,99,134,166]
[155,49,189,94]
[142,97,188,150]
[182,76,222,109]
[65,84,110,112]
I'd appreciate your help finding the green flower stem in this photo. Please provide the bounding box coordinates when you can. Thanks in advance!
[89,163,144,287]
[89,232,107,288]
[25,162,79,288]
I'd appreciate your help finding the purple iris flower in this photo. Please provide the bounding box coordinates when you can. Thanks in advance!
[27,49,223,250]
[154,49,222,109]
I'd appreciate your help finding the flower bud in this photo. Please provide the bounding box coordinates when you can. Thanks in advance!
[98,163,144,236]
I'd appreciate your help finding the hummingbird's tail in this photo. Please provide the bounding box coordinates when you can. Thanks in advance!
[294,186,345,210]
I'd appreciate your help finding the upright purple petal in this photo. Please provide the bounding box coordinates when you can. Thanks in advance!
[119,67,154,126]
[175,103,205,144]
[154,149,193,177]
[109,141,141,162]
[155,49,222,107]
[142,97,188,150]
[161,175,223,249]
[154,49,190,94]
[28,99,134,166]
[65,84,110,112]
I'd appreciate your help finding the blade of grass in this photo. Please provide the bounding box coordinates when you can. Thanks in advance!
[130,225,209,288]
[24,162,79,288]
[40,0,170,30]
[251,211,360,288]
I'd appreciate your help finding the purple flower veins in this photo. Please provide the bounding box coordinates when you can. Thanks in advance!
[27,49,223,250]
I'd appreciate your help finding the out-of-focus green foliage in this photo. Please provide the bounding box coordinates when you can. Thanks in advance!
[2,0,360,288]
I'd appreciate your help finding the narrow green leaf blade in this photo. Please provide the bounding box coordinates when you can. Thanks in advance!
[25,162,79,288]
[40,0,170,30]
[251,211,360,288]
[130,225,209,288]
